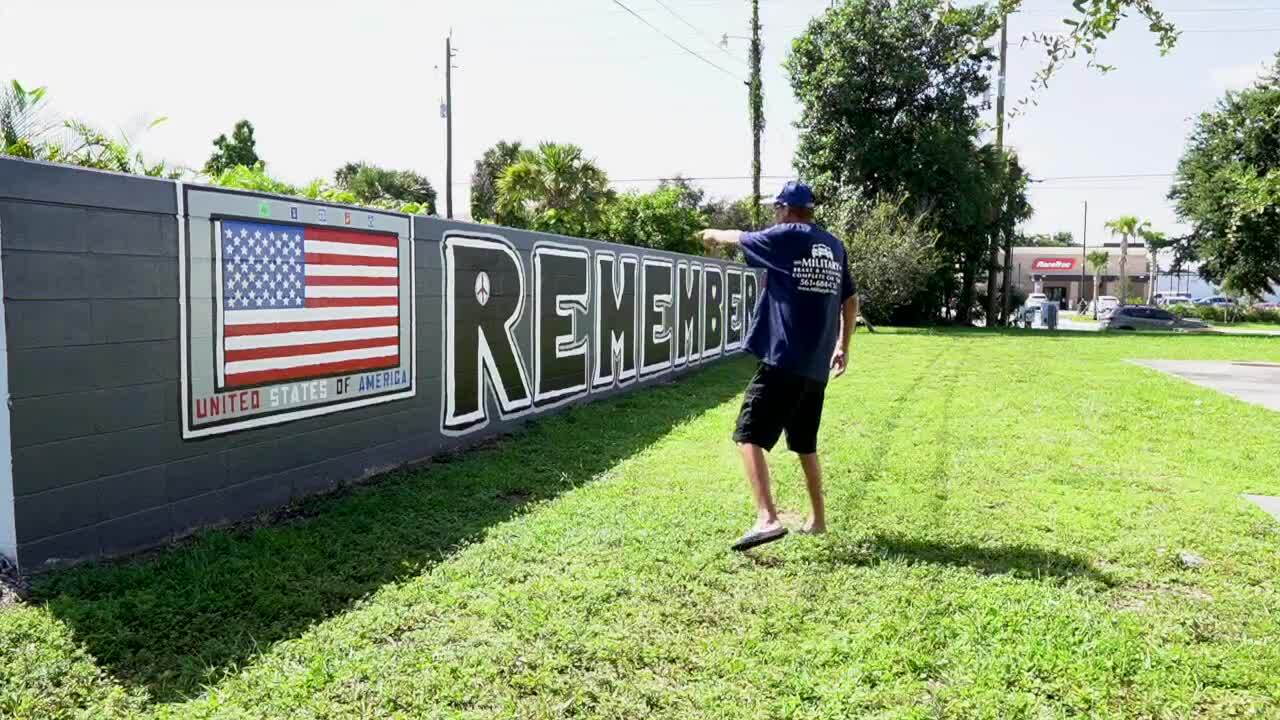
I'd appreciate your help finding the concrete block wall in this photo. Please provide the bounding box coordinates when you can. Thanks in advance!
[0,158,760,571]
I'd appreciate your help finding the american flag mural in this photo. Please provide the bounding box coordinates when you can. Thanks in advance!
[218,219,401,388]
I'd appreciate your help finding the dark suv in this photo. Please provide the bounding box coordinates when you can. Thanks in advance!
[1101,306,1210,332]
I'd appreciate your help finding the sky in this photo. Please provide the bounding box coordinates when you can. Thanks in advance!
[2,0,1278,249]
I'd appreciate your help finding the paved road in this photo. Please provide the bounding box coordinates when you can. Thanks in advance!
[1209,327,1280,337]
[1130,359,1280,412]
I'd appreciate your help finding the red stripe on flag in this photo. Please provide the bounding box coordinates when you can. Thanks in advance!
[304,226,399,247]
[225,337,397,363]
[305,252,398,267]
[306,276,399,287]
[305,297,399,308]
[225,317,398,337]
[225,356,399,387]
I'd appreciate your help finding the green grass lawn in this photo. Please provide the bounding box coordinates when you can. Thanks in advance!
[4,329,1280,719]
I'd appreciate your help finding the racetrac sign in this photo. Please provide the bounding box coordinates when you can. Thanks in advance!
[1032,257,1077,272]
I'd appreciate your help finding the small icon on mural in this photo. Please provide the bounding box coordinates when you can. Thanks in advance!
[344,211,352,226]
[289,206,299,220]
[367,214,375,228]
[474,271,491,306]
[257,201,271,218]
[318,208,327,223]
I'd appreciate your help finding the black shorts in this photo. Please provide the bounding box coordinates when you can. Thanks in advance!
[732,363,827,454]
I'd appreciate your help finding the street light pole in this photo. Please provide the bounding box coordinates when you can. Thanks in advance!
[1080,200,1088,308]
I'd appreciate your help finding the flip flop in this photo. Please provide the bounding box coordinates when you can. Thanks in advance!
[731,526,789,552]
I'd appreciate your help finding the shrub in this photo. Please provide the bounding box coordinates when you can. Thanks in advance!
[818,192,941,326]
[595,187,706,255]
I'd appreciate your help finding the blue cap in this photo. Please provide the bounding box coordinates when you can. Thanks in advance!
[775,180,815,209]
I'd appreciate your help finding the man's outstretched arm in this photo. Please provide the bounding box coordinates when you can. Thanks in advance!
[700,229,744,249]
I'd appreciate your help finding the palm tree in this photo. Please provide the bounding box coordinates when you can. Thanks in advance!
[1087,250,1110,319]
[0,80,52,156]
[1138,226,1168,304]
[1103,216,1149,305]
[496,142,612,237]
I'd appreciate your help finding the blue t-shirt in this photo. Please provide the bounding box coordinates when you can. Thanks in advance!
[740,223,856,383]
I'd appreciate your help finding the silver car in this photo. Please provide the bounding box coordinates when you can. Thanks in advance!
[1101,306,1210,332]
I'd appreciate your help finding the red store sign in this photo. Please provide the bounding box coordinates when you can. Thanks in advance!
[1032,257,1077,272]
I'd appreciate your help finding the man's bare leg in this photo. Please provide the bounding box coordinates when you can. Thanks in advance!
[739,443,782,532]
[798,453,826,534]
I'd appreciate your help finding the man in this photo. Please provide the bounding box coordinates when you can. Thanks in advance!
[700,180,858,551]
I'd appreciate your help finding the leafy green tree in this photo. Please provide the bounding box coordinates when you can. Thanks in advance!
[787,0,1000,324]
[213,163,433,215]
[786,0,992,202]
[1087,250,1110,319]
[470,140,523,222]
[596,187,706,255]
[702,196,755,232]
[991,0,1178,95]
[819,192,941,325]
[212,163,300,195]
[1104,215,1147,304]
[1137,226,1169,303]
[496,142,612,237]
[657,175,706,211]
[1169,52,1280,298]
[204,120,260,177]
[334,162,436,215]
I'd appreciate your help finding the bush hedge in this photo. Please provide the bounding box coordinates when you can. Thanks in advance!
[1168,304,1280,324]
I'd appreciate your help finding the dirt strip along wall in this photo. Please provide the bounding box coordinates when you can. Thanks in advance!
[0,157,761,571]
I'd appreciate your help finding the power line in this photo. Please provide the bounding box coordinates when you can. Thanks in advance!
[1182,26,1280,32]
[610,174,792,183]
[1019,6,1280,14]
[1031,173,1176,182]
[648,0,747,66]
[607,172,1176,185]
[609,0,744,80]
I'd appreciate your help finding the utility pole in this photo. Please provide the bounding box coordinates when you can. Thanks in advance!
[444,34,457,219]
[1080,201,1088,308]
[990,12,1011,324]
[993,11,1013,324]
[995,15,1007,152]
[749,0,764,228]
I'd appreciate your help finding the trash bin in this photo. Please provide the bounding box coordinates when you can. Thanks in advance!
[1041,301,1059,330]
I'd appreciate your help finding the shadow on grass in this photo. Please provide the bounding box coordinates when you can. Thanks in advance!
[814,532,1114,586]
[29,358,755,703]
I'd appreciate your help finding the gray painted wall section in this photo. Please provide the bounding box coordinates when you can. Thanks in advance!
[0,211,16,564]
[0,158,760,571]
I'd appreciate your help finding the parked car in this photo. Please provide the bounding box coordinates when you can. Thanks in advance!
[1253,301,1280,310]
[1101,305,1210,332]
[1156,294,1193,307]
[1195,295,1237,307]
[1023,293,1048,308]
[1094,295,1121,317]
